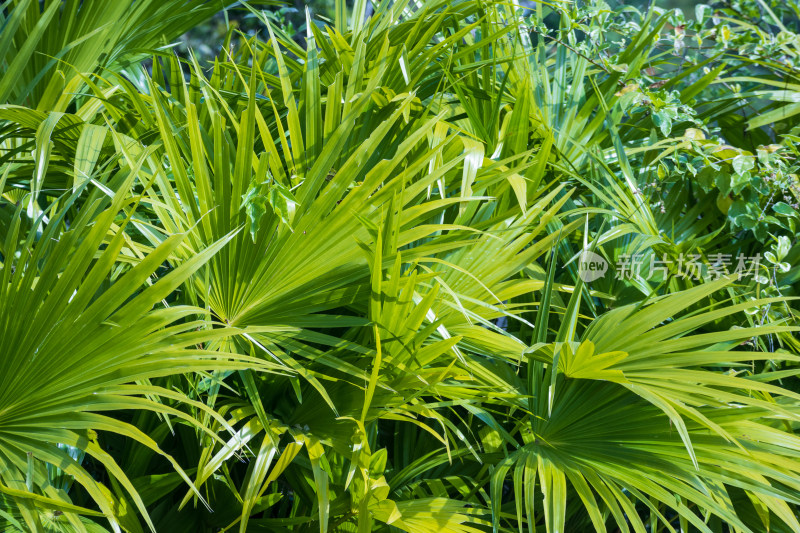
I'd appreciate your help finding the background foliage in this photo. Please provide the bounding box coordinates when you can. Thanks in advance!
[1,0,799,531]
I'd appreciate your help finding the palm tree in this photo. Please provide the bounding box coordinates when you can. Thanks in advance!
[1,0,799,532]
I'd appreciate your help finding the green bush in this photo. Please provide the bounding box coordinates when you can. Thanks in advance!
[1,0,799,531]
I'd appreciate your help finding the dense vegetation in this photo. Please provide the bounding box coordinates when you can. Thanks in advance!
[1,0,799,531]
